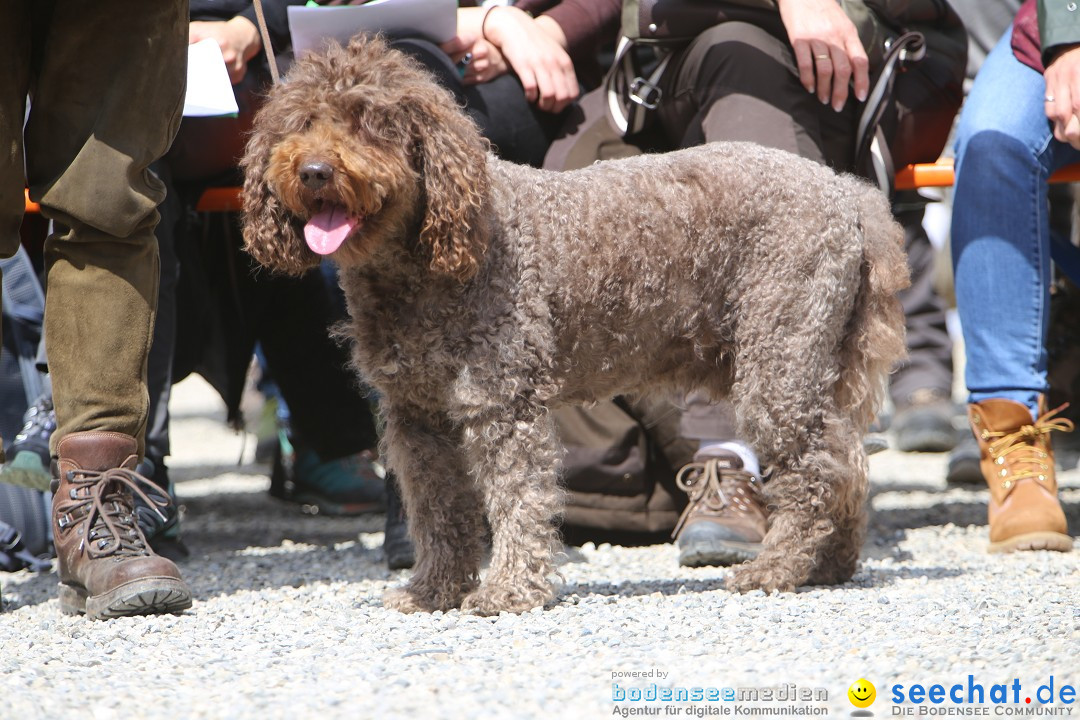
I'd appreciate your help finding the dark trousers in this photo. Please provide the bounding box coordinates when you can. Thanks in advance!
[890,200,954,405]
[657,22,857,167]
[547,21,953,440]
[0,0,188,458]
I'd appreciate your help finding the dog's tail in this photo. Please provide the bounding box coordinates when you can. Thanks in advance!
[836,184,910,430]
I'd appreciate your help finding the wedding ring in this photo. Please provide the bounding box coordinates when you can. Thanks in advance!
[1046,94,1056,102]
[816,54,830,60]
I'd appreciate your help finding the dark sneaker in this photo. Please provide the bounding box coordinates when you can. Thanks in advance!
[1,394,56,491]
[271,432,386,515]
[945,432,983,486]
[863,433,890,455]
[892,388,957,453]
[672,451,768,567]
[383,473,415,570]
[133,457,189,562]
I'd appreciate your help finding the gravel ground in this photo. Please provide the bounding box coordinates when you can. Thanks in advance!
[1,376,1077,720]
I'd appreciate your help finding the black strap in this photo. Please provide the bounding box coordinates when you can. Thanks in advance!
[0,521,51,572]
[855,31,927,196]
[605,36,674,136]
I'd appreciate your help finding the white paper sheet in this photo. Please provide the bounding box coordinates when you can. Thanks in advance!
[183,39,240,118]
[288,0,457,58]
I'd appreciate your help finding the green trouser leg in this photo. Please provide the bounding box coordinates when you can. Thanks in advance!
[44,230,161,458]
[0,0,187,458]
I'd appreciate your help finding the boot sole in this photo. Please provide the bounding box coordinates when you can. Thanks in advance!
[894,428,957,453]
[274,488,386,516]
[59,578,193,620]
[678,538,761,567]
[988,532,1074,554]
[385,543,416,571]
[944,457,984,486]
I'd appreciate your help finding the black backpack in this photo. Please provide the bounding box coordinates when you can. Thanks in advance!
[0,245,52,572]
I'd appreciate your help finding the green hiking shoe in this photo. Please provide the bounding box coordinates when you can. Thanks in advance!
[271,432,386,516]
[0,395,55,491]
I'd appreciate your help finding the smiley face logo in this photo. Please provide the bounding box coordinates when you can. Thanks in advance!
[848,679,876,708]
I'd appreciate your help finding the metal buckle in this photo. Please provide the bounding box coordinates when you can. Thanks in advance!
[629,77,662,110]
[0,524,23,551]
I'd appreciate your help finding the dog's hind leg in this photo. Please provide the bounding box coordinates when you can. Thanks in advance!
[726,403,868,593]
[381,408,486,613]
[719,254,871,593]
[459,406,563,615]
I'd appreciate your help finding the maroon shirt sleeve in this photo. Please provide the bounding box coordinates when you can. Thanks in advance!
[1011,0,1043,73]
[515,0,622,87]
[518,0,622,55]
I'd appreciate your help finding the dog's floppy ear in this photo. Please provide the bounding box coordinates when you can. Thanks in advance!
[240,116,317,276]
[405,85,490,282]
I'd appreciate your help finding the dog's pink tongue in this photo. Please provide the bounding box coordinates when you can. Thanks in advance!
[304,207,358,255]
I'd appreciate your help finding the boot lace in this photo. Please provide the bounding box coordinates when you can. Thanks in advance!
[671,458,762,539]
[55,468,171,558]
[983,404,1074,490]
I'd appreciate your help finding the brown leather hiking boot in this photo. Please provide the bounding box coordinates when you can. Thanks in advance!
[52,431,192,619]
[968,398,1074,554]
[672,451,768,566]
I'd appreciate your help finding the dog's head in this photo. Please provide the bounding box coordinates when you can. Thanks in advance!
[241,36,490,281]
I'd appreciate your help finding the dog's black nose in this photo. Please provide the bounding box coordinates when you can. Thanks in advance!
[299,161,334,190]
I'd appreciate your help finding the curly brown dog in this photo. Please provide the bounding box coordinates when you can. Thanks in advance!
[241,36,909,615]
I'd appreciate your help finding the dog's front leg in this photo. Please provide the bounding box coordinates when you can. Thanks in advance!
[458,407,563,616]
[381,407,485,613]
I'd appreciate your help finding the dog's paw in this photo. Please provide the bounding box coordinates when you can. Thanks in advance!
[382,587,432,614]
[805,556,858,586]
[383,578,477,613]
[726,555,805,594]
[460,582,551,616]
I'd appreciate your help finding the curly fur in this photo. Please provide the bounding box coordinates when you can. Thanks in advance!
[242,36,910,614]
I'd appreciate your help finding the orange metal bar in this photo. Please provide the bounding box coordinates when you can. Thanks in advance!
[194,186,244,213]
[893,158,1080,191]
[24,185,243,214]
[1049,163,1080,184]
[24,188,40,214]
[21,161,1080,215]
[893,160,955,190]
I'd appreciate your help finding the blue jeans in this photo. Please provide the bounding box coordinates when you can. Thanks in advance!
[952,27,1080,418]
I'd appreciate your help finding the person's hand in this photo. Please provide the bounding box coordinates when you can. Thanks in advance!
[441,32,510,84]
[441,6,578,113]
[1044,45,1080,150]
[777,0,869,111]
[463,40,511,84]
[189,17,262,85]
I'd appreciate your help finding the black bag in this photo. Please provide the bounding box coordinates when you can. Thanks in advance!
[0,246,53,572]
[605,0,968,194]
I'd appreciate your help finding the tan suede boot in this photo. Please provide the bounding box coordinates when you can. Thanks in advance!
[672,451,768,566]
[968,398,1074,553]
[52,431,192,619]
